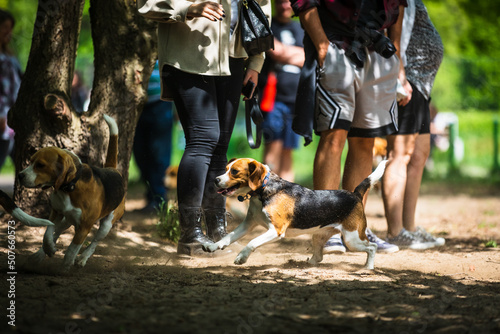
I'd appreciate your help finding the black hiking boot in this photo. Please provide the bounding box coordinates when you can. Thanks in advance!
[177,207,214,256]
[204,208,228,242]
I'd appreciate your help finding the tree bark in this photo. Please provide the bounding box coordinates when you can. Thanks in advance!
[89,0,158,179]
[8,0,157,217]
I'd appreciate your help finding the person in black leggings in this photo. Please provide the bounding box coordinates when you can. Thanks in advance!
[138,0,270,256]
[162,59,245,255]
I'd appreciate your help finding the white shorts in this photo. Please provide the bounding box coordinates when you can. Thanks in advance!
[315,43,399,137]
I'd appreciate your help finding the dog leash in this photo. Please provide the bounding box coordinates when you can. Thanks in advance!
[237,171,270,202]
[245,90,264,149]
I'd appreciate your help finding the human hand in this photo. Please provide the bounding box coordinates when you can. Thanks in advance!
[398,79,413,106]
[187,2,225,21]
[242,69,259,100]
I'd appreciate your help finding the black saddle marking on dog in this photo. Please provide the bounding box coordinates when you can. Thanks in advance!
[90,166,125,213]
[261,177,360,230]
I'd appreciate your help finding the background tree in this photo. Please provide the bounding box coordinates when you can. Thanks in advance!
[8,0,157,216]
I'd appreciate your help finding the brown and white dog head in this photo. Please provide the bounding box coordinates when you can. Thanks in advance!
[18,147,81,191]
[215,158,270,197]
[163,165,179,190]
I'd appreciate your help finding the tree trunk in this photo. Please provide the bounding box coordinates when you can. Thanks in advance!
[8,0,157,217]
[89,0,158,180]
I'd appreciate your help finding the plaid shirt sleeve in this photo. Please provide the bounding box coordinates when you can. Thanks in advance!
[290,0,320,16]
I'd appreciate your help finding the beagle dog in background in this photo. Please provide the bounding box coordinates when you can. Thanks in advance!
[203,158,388,270]
[373,137,388,165]
[372,137,388,194]
[18,115,125,271]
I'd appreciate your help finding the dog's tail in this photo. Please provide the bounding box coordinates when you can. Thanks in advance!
[353,160,388,199]
[103,114,119,168]
[0,190,54,226]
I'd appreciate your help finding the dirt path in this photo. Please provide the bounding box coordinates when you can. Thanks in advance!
[1,192,500,333]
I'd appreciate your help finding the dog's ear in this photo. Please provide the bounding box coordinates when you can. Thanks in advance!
[248,160,265,191]
[54,152,77,191]
[228,158,237,165]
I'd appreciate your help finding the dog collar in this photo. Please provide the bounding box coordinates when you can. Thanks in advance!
[59,164,83,193]
[238,171,270,202]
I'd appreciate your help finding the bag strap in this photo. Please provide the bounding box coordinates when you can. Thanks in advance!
[245,91,263,149]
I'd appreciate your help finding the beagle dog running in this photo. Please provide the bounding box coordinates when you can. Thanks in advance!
[18,115,125,271]
[203,158,388,269]
[163,165,249,223]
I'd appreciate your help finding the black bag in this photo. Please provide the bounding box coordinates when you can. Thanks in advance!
[239,0,274,56]
[245,91,263,149]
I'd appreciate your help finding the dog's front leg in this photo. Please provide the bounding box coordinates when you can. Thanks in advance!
[234,224,279,265]
[76,213,114,268]
[62,224,91,272]
[203,218,255,253]
[42,212,64,257]
[203,203,263,253]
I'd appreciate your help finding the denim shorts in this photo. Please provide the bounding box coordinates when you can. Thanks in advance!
[262,101,300,149]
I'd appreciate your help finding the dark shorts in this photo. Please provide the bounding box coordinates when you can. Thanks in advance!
[397,81,431,135]
[262,101,300,149]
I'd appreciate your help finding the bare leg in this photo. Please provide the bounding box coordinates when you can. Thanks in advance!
[314,129,347,190]
[263,140,283,174]
[403,134,430,231]
[342,137,375,205]
[382,134,417,238]
[279,148,295,182]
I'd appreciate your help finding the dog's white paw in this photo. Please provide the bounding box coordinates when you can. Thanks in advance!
[202,242,219,253]
[234,251,249,265]
[75,257,88,268]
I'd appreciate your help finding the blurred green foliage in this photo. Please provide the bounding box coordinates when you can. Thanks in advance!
[1,0,499,184]
[4,0,94,86]
[3,0,498,110]
[426,0,500,111]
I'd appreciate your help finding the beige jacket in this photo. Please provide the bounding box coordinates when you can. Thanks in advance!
[137,0,272,98]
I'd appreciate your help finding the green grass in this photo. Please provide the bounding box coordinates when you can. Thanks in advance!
[0,156,14,175]
[156,200,180,242]
[427,110,499,179]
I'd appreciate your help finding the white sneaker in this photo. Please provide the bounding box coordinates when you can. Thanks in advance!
[387,228,443,250]
[323,234,346,254]
[366,228,399,253]
[413,226,446,247]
